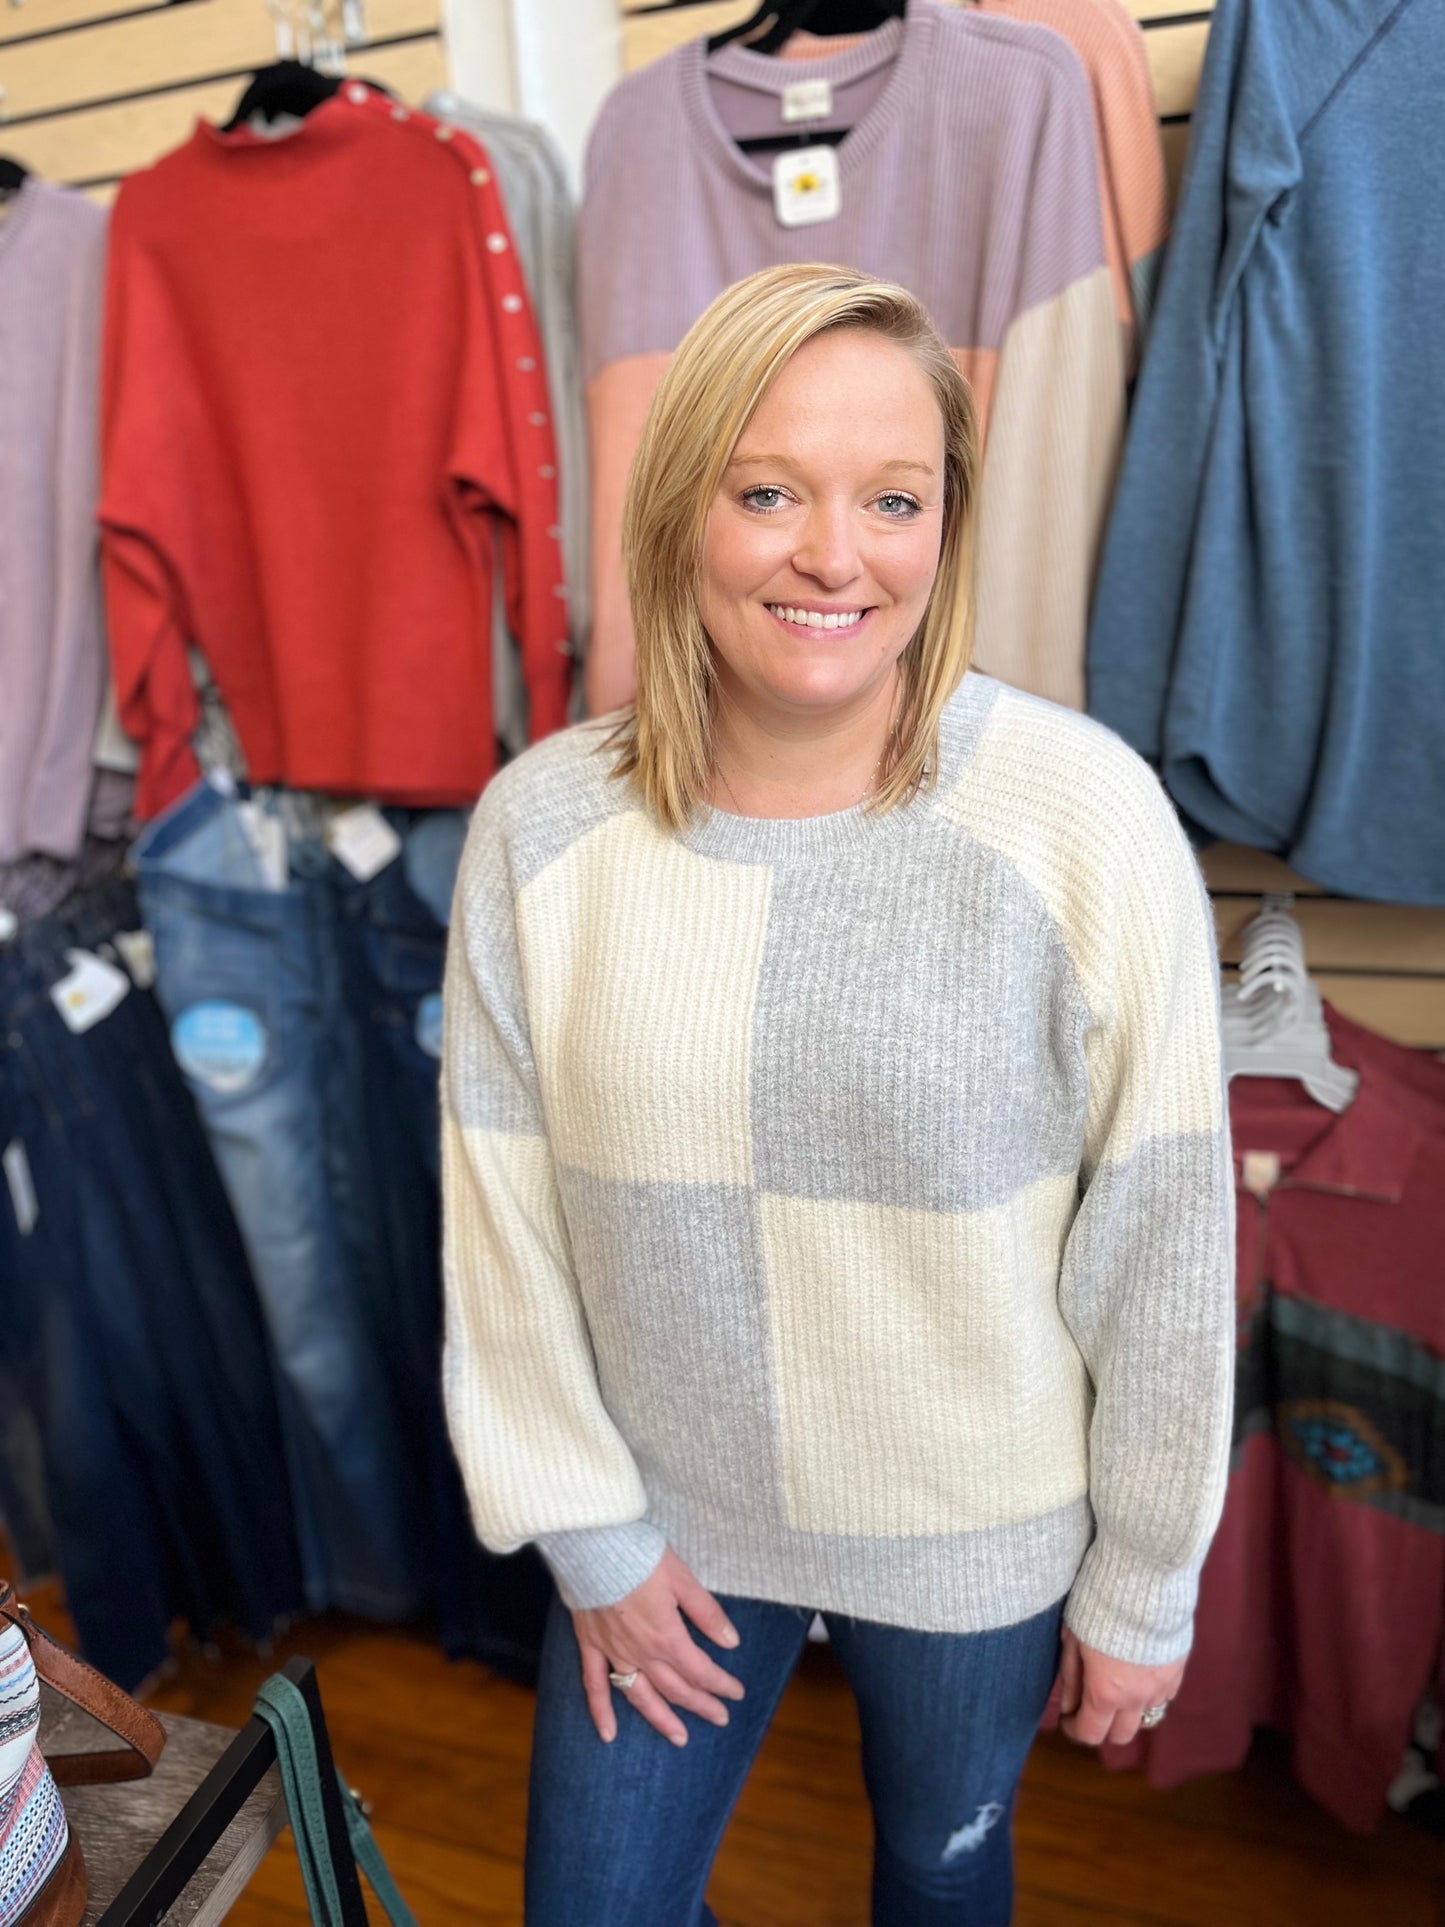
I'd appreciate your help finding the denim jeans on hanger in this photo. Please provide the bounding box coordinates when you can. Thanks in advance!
[0,1351,57,1583]
[331,810,552,1679]
[0,878,303,1686]
[133,783,424,1620]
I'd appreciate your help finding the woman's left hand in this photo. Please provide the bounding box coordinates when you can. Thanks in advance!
[1057,1624,1185,1746]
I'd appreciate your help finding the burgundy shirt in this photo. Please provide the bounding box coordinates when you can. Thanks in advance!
[1044,1007,1445,1831]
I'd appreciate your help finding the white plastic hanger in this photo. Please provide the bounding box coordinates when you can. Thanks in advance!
[1221,894,1359,1113]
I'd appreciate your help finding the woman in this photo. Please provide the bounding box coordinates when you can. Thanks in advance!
[441,263,1234,1925]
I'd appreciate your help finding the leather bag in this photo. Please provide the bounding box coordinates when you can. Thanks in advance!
[0,1583,166,1927]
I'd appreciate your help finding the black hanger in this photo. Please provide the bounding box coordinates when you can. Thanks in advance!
[734,126,850,154]
[0,156,29,201]
[708,0,906,57]
[222,60,342,132]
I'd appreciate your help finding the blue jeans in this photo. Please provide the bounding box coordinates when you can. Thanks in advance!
[526,1589,1064,1926]
[0,878,303,1685]
[135,780,551,1671]
[133,783,422,1619]
[330,816,553,1680]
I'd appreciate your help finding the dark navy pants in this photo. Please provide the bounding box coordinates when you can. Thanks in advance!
[0,879,302,1687]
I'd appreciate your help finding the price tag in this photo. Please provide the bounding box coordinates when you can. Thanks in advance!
[114,928,157,989]
[782,79,833,124]
[773,145,841,228]
[327,805,402,881]
[235,801,289,892]
[3,1139,37,1237]
[49,949,130,1034]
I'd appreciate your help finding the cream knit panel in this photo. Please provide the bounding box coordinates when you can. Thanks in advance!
[441,1117,650,1551]
[762,1172,1090,1538]
[516,811,773,1187]
[970,267,1125,712]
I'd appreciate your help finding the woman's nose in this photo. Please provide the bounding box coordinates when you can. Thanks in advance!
[791,506,862,588]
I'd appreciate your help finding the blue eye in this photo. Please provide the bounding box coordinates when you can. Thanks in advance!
[875,492,922,518]
[741,486,788,513]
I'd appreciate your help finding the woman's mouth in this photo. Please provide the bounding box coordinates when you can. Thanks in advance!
[764,604,872,633]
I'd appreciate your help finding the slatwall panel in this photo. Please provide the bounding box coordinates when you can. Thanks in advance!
[0,0,448,197]
[612,0,1445,1050]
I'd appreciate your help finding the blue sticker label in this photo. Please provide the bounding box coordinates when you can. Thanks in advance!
[416,991,444,1061]
[171,1001,268,1093]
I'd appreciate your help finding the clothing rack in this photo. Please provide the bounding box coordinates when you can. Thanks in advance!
[610,0,1445,1054]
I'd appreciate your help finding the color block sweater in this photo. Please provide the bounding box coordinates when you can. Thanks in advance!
[977,0,1168,370]
[780,0,1170,373]
[578,2,1125,717]
[441,672,1236,1666]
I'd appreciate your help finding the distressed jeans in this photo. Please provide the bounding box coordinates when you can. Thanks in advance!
[526,1587,1064,1925]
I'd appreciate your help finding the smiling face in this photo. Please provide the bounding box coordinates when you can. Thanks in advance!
[697,326,946,731]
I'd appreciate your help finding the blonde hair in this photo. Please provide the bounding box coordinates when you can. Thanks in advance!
[608,262,979,830]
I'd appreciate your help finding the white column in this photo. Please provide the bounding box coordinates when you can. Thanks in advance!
[443,0,624,192]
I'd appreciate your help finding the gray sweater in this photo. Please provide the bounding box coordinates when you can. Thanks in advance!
[441,672,1236,1665]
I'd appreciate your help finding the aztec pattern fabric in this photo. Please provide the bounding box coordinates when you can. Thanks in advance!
[1056,1011,1445,1828]
[577,2,1125,714]
[0,1623,66,1927]
[440,672,1236,1668]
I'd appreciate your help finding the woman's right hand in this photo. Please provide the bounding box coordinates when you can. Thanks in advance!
[573,1548,747,1746]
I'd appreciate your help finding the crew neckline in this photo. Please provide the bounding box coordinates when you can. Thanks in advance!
[685,5,930,196]
[0,175,42,270]
[677,669,994,864]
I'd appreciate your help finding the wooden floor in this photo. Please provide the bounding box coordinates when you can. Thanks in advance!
[13,1575,1445,1925]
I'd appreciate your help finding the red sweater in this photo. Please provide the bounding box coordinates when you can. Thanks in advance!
[100,83,569,817]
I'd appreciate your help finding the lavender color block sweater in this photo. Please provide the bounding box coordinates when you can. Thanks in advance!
[579,3,1125,715]
[441,673,1236,1666]
[0,182,109,864]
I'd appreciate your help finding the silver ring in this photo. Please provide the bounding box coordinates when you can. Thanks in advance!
[608,1669,638,1690]
[1139,1702,1169,1728]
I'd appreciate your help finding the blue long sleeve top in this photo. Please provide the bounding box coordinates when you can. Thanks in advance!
[1086,0,1445,906]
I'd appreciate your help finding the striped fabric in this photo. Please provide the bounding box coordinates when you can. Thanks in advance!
[578,1,1125,713]
[0,1624,67,1927]
[441,672,1236,1666]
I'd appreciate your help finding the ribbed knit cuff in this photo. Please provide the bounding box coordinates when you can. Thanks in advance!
[535,1520,668,1611]
[1062,1535,1200,1668]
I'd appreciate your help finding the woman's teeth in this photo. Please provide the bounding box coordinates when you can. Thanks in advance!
[766,606,866,630]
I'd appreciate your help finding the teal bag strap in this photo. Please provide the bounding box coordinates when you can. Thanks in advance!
[254,1674,418,1927]
[341,1787,418,1927]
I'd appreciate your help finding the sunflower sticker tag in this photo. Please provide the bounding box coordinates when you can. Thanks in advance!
[773,145,840,228]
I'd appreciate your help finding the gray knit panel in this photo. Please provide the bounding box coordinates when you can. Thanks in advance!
[750,817,1087,1212]
[1058,1125,1236,1665]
